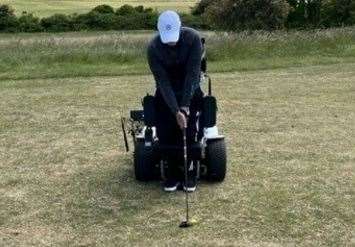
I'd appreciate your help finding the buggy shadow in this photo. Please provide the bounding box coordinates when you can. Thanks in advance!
[121,38,227,182]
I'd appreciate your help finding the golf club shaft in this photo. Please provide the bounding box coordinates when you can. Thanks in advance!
[183,128,189,223]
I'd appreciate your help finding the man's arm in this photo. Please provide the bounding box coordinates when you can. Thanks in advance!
[147,45,179,115]
[181,35,202,108]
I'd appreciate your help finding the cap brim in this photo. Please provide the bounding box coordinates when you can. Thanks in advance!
[160,30,180,44]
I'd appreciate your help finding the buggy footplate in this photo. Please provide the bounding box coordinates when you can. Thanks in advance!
[157,143,203,160]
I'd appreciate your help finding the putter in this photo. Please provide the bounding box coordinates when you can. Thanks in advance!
[179,127,193,228]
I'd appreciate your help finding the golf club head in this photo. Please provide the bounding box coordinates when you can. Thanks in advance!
[179,221,193,228]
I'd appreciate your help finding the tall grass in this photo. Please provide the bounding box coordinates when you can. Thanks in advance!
[208,28,355,60]
[0,27,355,80]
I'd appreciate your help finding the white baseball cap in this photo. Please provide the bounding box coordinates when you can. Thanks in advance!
[157,10,181,44]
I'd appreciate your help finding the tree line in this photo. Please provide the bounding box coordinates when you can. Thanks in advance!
[0,1,354,33]
[195,0,355,30]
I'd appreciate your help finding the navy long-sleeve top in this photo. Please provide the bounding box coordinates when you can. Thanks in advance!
[147,27,202,115]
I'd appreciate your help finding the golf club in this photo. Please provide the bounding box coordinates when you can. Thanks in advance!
[179,127,193,228]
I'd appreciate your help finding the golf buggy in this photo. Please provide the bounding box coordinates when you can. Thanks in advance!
[121,38,227,183]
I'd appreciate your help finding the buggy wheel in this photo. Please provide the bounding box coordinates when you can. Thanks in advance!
[134,141,155,181]
[205,139,227,182]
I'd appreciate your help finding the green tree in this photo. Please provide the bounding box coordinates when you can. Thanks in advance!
[116,4,136,16]
[18,12,42,32]
[192,0,214,15]
[321,0,355,27]
[204,0,290,30]
[286,0,307,28]
[91,4,115,14]
[0,4,18,32]
[40,14,73,32]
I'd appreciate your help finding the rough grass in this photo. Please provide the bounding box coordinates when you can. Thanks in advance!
[1,0,198,17]
[0,61,354,246]
[1,28,355,81]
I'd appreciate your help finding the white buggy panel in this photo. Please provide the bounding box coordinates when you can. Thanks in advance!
[203,126,224,140]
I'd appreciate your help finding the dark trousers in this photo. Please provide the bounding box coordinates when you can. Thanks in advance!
[154,88,204,179]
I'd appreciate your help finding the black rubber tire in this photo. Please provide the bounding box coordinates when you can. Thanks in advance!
[134,141,155,181]
[205,139,227,182]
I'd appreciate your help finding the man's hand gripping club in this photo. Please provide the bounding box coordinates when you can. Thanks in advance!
[176,107,189,130]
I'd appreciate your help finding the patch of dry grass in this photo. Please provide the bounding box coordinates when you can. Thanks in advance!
[0,63,354,246]
[1,0,198,17]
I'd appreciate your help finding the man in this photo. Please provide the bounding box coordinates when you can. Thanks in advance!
[147,10,203,192]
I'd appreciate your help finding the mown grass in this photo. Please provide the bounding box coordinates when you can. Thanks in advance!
[0,28,355,246]
[1,0,198,17]
[0,28,355,81]
[0,62,354,246]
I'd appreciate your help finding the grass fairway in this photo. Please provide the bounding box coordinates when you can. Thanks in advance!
[1,59,354,246]
[2,0,198,17]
